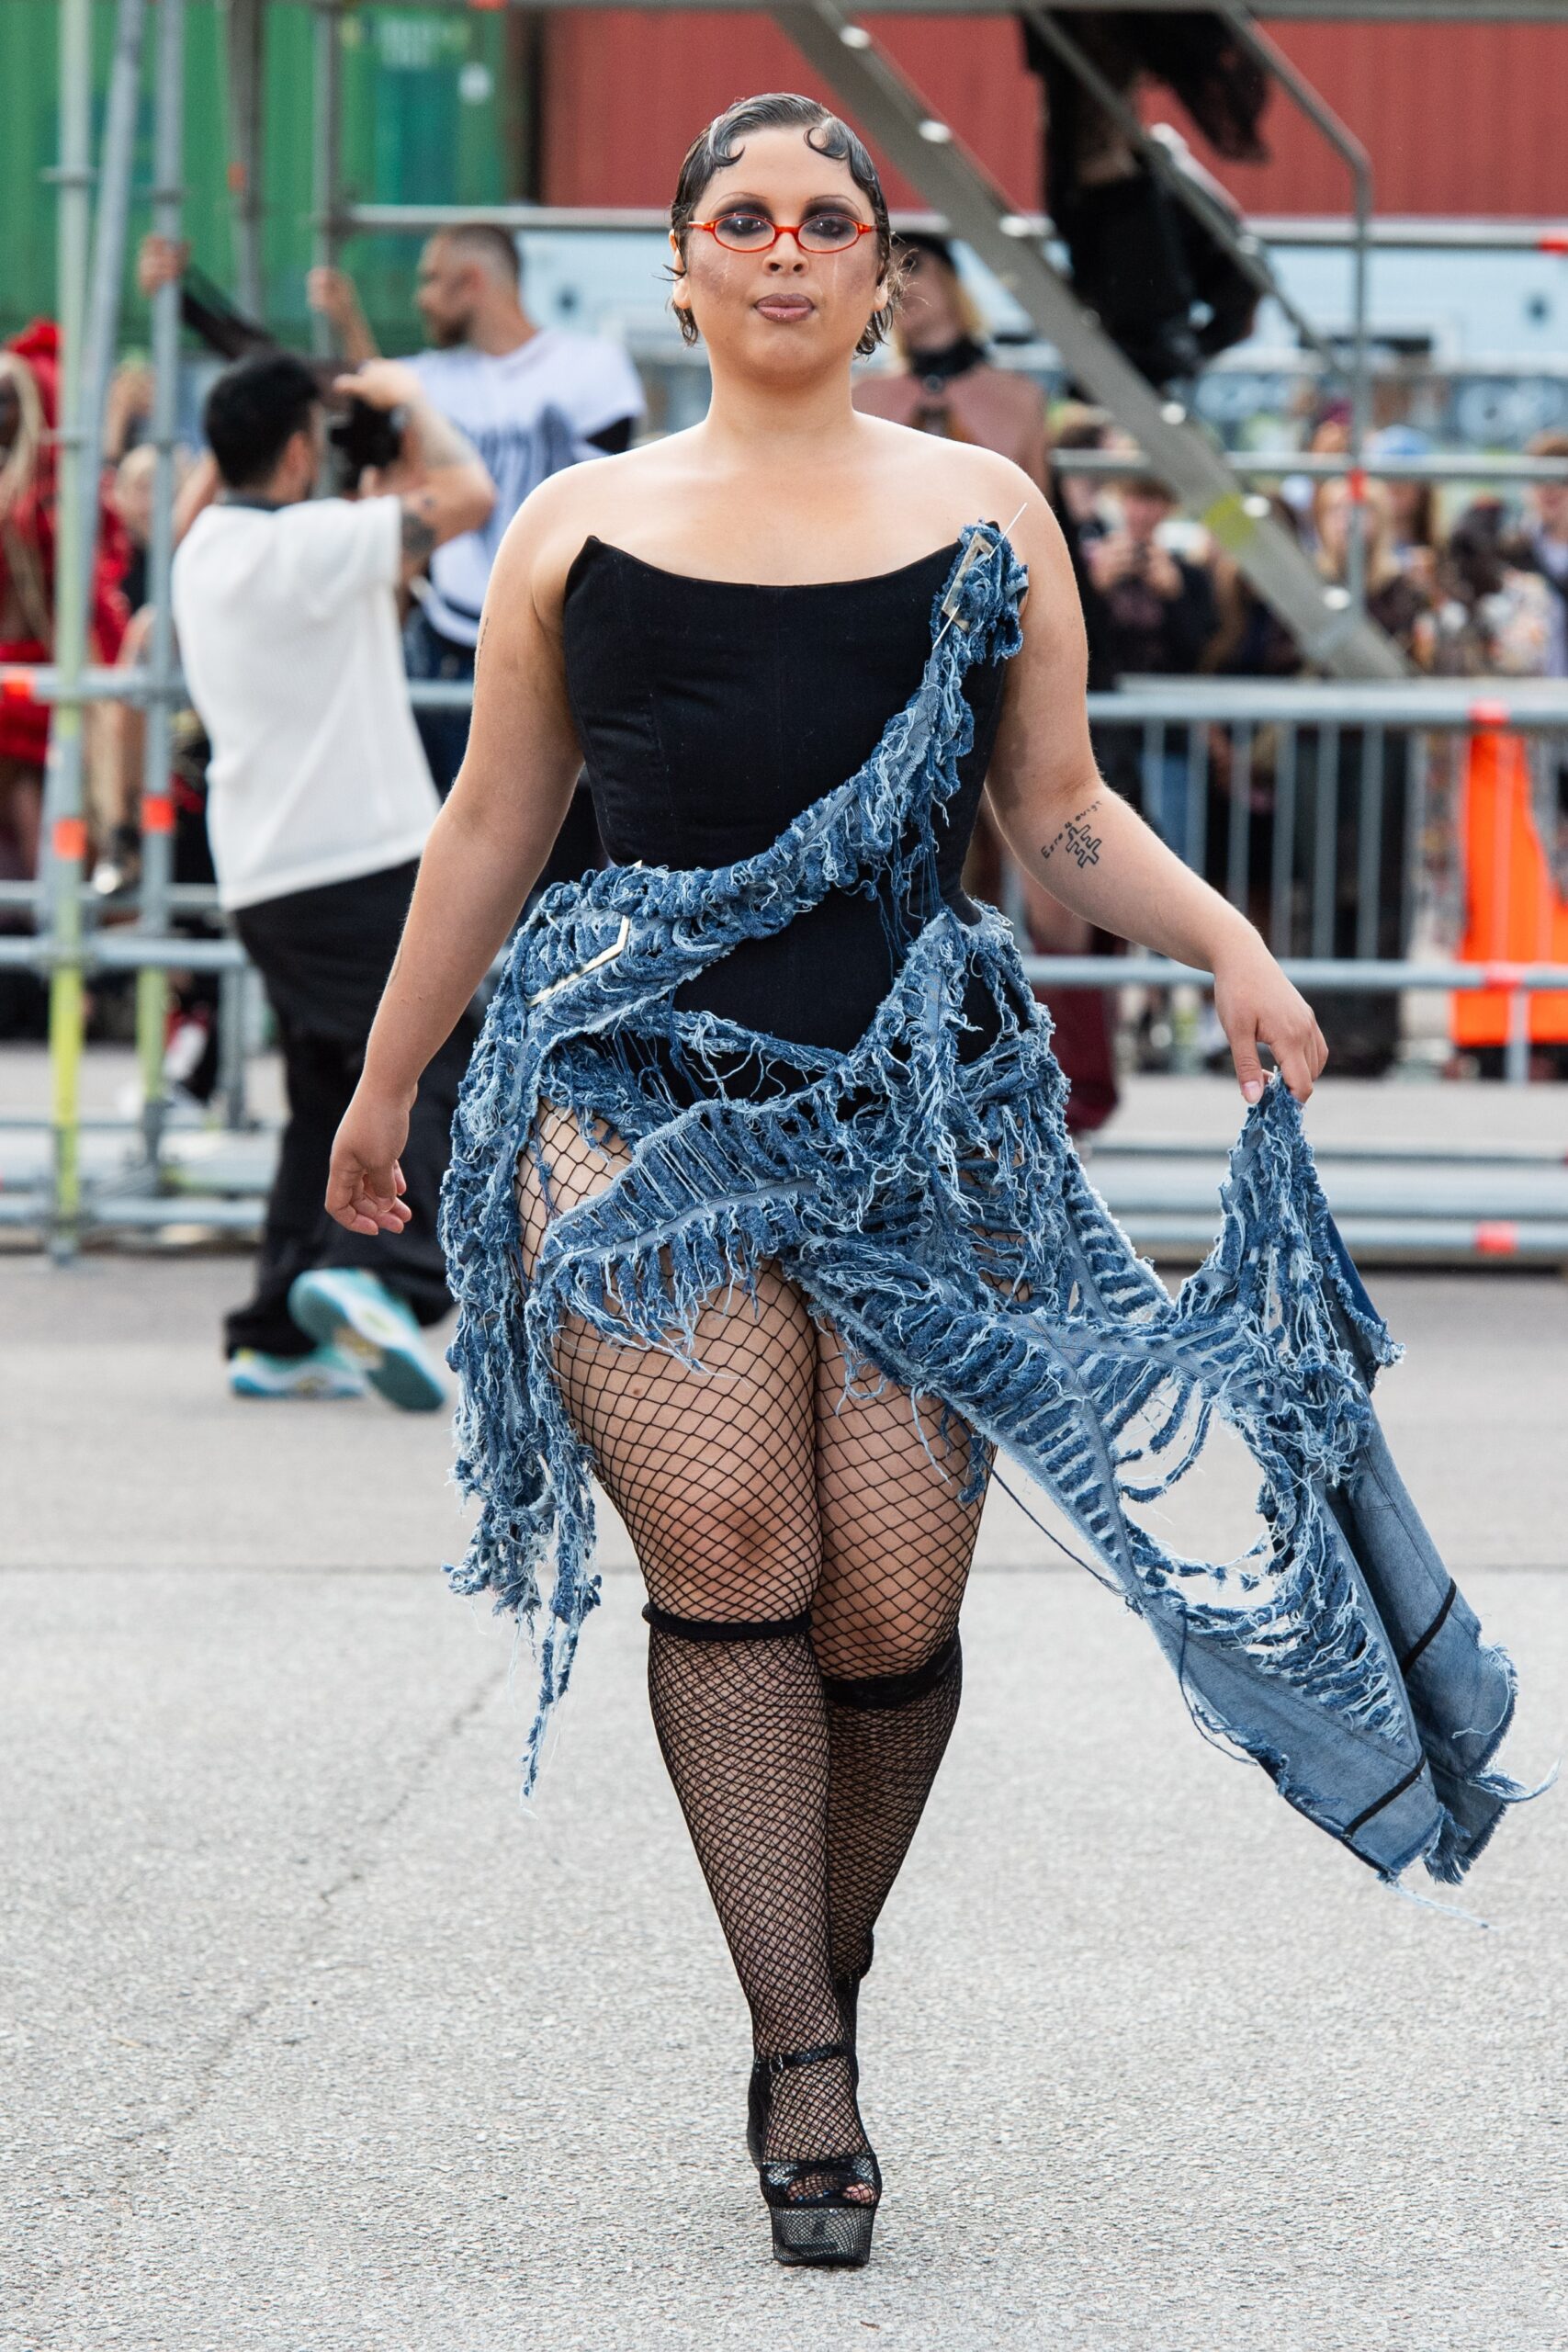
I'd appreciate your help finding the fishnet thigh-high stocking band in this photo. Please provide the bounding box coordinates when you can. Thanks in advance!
[813,1328,990,1991]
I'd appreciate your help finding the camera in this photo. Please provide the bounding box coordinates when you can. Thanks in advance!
[326,396,405,492]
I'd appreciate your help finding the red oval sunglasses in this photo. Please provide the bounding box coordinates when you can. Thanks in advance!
[690,210,878,256]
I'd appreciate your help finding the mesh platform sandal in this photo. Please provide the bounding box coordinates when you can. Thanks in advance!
[745,2040,881,2267]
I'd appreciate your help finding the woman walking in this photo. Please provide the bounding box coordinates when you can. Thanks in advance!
[326,96,1525,2267]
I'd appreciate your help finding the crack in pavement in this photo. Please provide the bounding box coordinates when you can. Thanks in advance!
[7,1657,506,2346]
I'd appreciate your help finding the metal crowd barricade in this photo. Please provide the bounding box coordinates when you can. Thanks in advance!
[1043,679,1568,1091]
[5,665,1568,1256]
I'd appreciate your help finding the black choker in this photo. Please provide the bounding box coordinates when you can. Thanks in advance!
[911,334,987,387]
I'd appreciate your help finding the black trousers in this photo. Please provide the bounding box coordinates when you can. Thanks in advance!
[226,861,475,1359]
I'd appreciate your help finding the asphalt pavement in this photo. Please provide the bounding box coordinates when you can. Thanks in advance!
[2,1233,1564,2352]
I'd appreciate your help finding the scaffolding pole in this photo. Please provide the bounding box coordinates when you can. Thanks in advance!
[287,0,1568,18]
[41,0,96,1261]
[135,0,188,1171]
[223,0,266,317]
[39,0,148,1256]
[311,0,344,356]
[76,0,148,617]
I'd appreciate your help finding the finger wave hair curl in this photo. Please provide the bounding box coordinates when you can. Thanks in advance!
[670,93,900,358]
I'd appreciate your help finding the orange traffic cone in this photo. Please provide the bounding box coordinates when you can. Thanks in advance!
[1451,723,1568,1049]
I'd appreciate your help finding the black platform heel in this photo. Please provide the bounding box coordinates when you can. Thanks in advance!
[745,2040,881,2267]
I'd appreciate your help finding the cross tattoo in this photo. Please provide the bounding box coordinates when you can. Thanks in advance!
[1061,817,1102,869]
[1041,797,1104,871]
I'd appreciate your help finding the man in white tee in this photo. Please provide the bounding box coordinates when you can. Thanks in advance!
[310,224,644,828]
[173,348,493,1405]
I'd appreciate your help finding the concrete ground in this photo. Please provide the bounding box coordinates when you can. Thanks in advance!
[2,1227,1565,2346]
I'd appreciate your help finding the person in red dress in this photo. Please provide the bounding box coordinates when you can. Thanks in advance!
[0,321,130,883]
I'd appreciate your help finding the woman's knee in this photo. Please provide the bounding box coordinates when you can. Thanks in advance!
[809,1585,960,1683]
[643,1558,819,1626]
[636,1499,819,1623]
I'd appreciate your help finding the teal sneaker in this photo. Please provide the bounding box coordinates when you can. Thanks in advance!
[287,1268,447,1414]
[230,1345,367,1401]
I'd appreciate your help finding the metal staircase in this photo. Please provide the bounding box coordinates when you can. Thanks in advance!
[773,0,1409,680]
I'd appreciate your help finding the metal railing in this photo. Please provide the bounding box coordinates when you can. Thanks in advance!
[5,671,1567,1252]
[1037,686,1568,1093]
[1051,450,1568,487]
[31,0,189,1257]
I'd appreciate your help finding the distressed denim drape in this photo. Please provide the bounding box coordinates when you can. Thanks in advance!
[441,522,1529,1886]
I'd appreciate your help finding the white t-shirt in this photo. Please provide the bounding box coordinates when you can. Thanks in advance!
[405,331,645,646]
[172,496,438,911]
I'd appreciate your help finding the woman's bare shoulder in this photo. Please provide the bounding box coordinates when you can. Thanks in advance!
[856,425,1071,625]
[867,422,1051,542]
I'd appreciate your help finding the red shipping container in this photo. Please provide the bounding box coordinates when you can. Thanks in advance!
[542,13,1568,223]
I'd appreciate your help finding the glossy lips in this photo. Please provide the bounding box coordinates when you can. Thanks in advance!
[755,296,816,322]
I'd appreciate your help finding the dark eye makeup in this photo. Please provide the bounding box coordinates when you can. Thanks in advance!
[706,192,869,224]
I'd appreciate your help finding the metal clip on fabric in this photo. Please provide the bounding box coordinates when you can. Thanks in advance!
[931,503,1027,650]
[526,913,633,1009]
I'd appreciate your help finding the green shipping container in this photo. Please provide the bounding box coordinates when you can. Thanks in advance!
[3,3,534,355]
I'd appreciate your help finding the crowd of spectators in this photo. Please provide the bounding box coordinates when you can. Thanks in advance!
[1055,410,1568,695]
[1038,407,1568,1076]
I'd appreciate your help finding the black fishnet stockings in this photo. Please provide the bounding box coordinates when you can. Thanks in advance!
[645,1611,864,2165]
[518,1106,988,2165]
[823,1633,964,1993]
[811,1359,981,1996]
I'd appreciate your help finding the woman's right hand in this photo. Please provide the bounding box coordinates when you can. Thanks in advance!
[325,1085,416,1236]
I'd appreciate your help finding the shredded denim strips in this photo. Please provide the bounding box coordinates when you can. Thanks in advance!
[440,521,1532,1887]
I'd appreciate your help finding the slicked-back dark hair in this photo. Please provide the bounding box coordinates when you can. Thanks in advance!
[670,93,897,358]
[203,349,321,490]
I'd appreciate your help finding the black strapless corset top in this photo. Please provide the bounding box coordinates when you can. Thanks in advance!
[559,534,1009,1057]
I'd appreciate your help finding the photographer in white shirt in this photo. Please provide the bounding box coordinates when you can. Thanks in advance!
[173,350,494,1407]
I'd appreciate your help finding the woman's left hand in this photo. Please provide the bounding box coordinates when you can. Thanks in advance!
[1213,933,1328,1104]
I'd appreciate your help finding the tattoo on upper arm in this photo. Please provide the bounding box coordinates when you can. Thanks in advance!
[400,501,436,564]
[1041,795,1104,870]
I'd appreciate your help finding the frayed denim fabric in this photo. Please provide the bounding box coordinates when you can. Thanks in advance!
[440,522,1531,1887]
